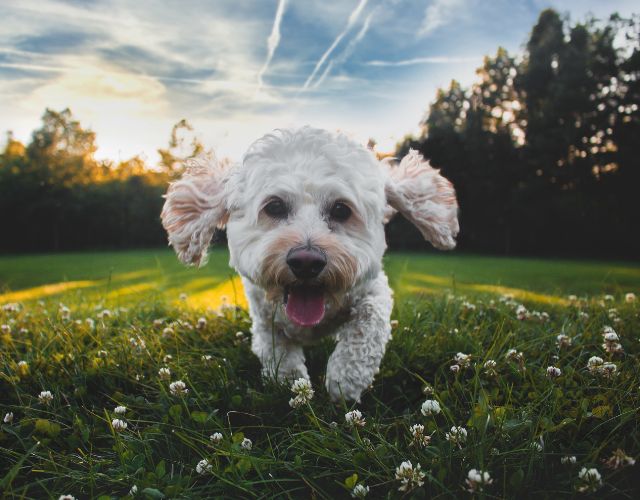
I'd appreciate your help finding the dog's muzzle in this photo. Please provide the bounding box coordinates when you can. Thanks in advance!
[286,246,326,280]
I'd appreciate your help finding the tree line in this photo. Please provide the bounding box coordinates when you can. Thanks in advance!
[0,9,638,258]
[390,9,639,259]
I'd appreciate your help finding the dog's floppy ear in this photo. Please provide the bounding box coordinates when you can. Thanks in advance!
[161,158,234,266]
[384,149,459,250]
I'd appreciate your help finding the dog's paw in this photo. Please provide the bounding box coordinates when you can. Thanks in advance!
[325,375,364,403]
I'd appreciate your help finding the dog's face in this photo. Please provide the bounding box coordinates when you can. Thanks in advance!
[161,127,459,327]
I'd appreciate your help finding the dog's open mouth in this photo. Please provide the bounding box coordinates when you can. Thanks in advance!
[283,285,325,327]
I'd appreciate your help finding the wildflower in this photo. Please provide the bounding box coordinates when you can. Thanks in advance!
[162,327,174,337]
[603,294,614,302]
[546,366,562,378]
[153,318,164,327]
[97,350,108,358]
[17,360,29,373]
[395,460,425,492]
[450,364,460,373]
[196,458,212,474]
[196,317,207,329]
[235,331,245,340]
[59,305,71,320]
[58,495,76,500]
[97,309,111,319]
[556,334,572,348]
[289,378,314,408]
[422,384,434,396]
[38,390,53,405]
[603,449,636,469]
[421,399,441,416]
[409,424,432,448]
[531,439,544,452]
[129,485,138,495]
[568,294,578,302]
[129,337,146,351]
[169,380,189,396]
[465,469,493,493]
[462,301,476,312]
[241,437,252,450]
[454,352,471,367]
[577,467,602,493]
[561,455,577,465]
[602,326,623,354]
[179,293,188,301]
[1,324,11,334]
[111,418,128,431]
[587,356,604,373]
[600,362,618,379]
[351,483,370,498]
[578,311,589,320]
[4,412,13,424]
[625,292,636,303]
[158,367,171,380]
[163,354,173,363]
[2,302,20,313]
[85,318,95,329]
[202,354,213,364]
[529,310,549,322]
[345,410,366,428]
[483,359,497,376]
[114,405,127,415]
[390,319,399,329]
[210,432,223,445]
[516,304,528,320]
[445,426,468,445]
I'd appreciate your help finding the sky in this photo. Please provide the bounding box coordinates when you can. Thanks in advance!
[0,0,637,164]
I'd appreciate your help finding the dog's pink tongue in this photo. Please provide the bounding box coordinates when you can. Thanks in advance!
[286,287,325,327]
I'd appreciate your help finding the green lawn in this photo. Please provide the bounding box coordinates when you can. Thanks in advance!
[0,250,639,498]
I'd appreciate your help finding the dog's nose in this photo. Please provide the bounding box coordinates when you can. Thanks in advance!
[286,247,327,280]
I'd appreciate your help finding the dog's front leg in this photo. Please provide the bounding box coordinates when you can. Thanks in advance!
[325,275,393,402]
[251,327,309,382]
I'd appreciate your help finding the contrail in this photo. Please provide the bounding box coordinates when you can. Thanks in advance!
[302,0,368,90]
[365,56,480,66]
[256,0,287,91]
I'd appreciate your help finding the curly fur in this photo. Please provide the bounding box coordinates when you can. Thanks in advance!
[162,127,459,402]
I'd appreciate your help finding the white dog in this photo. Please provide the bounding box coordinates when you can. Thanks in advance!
[161,127,458,402]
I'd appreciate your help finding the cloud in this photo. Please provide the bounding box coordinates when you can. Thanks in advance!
[256,0,288,91]
[302,0,368,90]
[419,0,466,37]
[364,55,480,66]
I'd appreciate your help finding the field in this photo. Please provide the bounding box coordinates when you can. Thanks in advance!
[1,250,639,498]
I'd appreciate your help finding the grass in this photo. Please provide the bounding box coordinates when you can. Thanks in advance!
[0,250,639,498]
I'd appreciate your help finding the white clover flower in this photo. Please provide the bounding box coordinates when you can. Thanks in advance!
[196,317,207,329]
[153,318,164,328]
[421,399,441,416]
[561,455,577,465]
[450,364,461,373]
[600,362,618,378]
[465,468,493,492]
[4,412,14,424]
[462,301,476,311]
[625,292,636,303]
[202,354,213,364]
[163,354,173,363]
[196,458,212,475]
[17,360,28,369]
[454,352,471,367]
[445,426,468,445]
[241,437,252,450]
[409,424,432,448]
[603,448,636,469]
[179,293,188,301]
[577,467,602,492]
[289,378,314,408]
[114,405,127,415]
[84,318,95,330]
[351,483,369,498]
[38,390,53,405]
[158,367,171,380]
[395,460,425,492]
[516,304,529,320]
[97,350,108,358]
[97,309,111,319]
[345,410,366,428]
[568,294,578,302]
[2,302,20,313]
[59,305,71,321]
[1,324,11,334]
[390,319,399,329]
[578,311,589,320]
[603,294,614,302]
[210,432,223,445]
[587,356,604,373]
[235,331,245,340]
[58,495,76,500]
[129,485,138,495]
[556,334,572,348]
[484,359,497,369]
[162,327,174,337]
[546,366,562,378]
[422,384,434,396]
[112,418,128,431]
[169,380,188,396]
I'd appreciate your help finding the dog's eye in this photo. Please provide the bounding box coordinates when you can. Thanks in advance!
[264,198,288,218]
[329,202,352,222]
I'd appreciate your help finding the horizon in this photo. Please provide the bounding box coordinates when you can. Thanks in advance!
[1,0,637,165]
